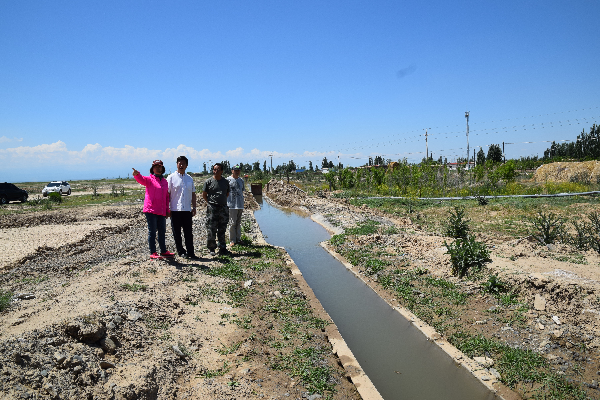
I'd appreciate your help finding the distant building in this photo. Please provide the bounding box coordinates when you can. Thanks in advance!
[447,162,475,170]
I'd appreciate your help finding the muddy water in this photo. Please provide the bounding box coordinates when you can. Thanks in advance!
[254,197,496,400]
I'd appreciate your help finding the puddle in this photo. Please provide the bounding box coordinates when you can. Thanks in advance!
[254,196,496,400]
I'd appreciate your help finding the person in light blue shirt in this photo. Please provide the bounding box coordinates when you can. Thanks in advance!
[227,164,245,246]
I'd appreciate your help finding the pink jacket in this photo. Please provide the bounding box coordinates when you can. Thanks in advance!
[134,174,170,216]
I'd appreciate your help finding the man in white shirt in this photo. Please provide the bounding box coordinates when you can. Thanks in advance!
[167,156,198,259]
[227,164,245,246]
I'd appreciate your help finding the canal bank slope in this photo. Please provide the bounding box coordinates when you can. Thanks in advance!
[264,179,600,400]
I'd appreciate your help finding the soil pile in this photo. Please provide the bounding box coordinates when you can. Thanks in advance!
[264,179,309,208]
[534,161,600,184]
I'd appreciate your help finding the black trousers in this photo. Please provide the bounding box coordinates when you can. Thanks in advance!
[170,211,194,256]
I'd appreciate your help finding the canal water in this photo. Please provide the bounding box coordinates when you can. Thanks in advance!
[254,197,496,400]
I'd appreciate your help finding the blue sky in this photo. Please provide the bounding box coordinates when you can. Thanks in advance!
[1,0,599,182]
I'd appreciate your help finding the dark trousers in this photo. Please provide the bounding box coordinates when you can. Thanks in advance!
[170,211,195,256]
[145,212,166,255]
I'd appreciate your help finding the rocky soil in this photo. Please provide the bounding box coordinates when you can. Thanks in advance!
[0,193,361,400]
[264,179,600,399]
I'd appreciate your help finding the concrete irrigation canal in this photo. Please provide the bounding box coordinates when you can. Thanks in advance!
[253,196,502,400]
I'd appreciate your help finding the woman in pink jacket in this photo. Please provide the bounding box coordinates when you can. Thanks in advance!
[132,160,175,259]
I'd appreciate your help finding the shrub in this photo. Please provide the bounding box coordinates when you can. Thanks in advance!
[48,192,62,203]
[475,194,489,206]
[567,220,590,250]
[445,236,490,278]
[445,206,470,239]
[529,211,565,244]
[586,211,600,254]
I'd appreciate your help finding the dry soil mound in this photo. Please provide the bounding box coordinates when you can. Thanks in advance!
[534,161,600,184]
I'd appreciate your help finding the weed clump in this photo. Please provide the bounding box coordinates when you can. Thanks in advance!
[529,211,565,244]
[481,274,509,295]
[444,236,490,278]
[445,206,470,239]
[0,290,12,312]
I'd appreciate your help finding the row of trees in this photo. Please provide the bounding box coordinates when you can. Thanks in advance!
[543,125,600,160]
[198,124,599,178]
[323,159,520,197]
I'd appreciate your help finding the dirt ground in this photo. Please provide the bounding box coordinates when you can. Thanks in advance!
[264,179,600,399]
[0,194,362,399]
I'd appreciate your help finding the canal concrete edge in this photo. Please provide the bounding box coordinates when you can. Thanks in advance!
[252,212,385,400]
[312,214,521,400]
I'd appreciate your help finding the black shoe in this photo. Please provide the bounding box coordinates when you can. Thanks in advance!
[218,248,230,255]
[178,252,187,258]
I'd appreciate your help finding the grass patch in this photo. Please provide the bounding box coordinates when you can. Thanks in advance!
[270,347,336,395]
[121,282,148,292]
[198,361,231,378]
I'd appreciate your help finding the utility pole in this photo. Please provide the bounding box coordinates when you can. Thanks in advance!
[269,154,273,173]
[502,142,513,164]
[465,111,470,169]
[425,128,429,161]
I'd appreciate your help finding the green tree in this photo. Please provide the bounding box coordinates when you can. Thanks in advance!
[324,171,337,190]
[308,161,313,171]
[476,148,486,165]
[487,144,502,163]
[287,160,296,172]
[322,157,329,169]
[339,168,355,189]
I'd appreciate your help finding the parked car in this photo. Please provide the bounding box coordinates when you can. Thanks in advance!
[0,182,28,204]
[42,181,71,197]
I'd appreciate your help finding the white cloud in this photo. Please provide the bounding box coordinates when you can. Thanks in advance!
[0,136,23,144]
[0,142,350,173]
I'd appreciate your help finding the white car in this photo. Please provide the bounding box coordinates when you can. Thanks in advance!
[42,181,71,196]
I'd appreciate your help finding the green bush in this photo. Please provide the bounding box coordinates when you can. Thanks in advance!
[0,290,12,312]
[529,211,565,244]
[445,206,470,239]
[48,192,62,203]
[338,168,355,189]
[475,194,489,206]
[445,236,490,278]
